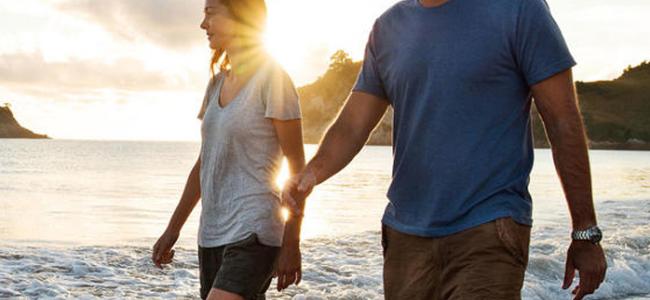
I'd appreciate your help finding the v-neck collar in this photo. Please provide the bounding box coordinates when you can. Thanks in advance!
[215,68,263,110]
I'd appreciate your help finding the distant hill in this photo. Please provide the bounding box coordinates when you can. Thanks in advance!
[0,104,49,139]
[533,61,650,150]
[298,52,650,150]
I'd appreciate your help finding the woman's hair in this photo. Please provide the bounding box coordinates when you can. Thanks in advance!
[210,0,268,76]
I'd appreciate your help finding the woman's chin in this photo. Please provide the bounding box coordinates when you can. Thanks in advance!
[208,39,223,50]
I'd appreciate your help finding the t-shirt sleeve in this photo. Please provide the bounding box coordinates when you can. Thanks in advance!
[263,65,301,120]
[515,0,576,86]
[197,76,217,120]
[352,22,389,102]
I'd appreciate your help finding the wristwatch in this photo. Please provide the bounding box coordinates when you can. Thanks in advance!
[571,225,603,244]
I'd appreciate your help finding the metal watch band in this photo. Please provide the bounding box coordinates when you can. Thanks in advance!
[571,225,602,244]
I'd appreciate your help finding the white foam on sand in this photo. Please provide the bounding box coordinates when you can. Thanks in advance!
[1,200,649,299]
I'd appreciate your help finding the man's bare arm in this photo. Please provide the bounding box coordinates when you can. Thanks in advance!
[303,91,389,186]
[532,69,596,230]
[532,69,606,300]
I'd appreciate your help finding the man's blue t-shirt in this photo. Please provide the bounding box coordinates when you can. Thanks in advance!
[353,0,576,237]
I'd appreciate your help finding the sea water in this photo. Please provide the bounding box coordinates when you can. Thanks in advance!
[0,140,648,299]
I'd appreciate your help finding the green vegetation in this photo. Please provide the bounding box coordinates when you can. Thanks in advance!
[299,51,650,150]
[298,50,392,145]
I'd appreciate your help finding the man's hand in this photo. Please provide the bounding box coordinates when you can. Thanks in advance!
[152,229,179,269]
[274,241,302,291]
[562,241,607,300]
[281,168,316,215]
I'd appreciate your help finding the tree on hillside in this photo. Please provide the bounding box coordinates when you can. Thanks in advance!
[328,50,354,74]
[620,60,650,80]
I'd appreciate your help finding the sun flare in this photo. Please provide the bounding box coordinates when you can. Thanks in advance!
[263,27,305,76]
[262,1,320,79]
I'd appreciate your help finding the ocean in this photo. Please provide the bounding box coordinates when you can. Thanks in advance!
[0,139,648,299]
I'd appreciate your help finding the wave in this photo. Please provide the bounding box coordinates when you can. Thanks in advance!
[1,200,649,299]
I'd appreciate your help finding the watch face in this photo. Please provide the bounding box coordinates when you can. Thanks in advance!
[591,227,603,244]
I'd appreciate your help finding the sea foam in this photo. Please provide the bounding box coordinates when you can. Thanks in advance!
[1,201,649,299]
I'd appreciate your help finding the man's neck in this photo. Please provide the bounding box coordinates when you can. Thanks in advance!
[419,0,450,8]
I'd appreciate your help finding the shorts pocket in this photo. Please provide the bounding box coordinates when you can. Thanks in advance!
[495,218,531,267]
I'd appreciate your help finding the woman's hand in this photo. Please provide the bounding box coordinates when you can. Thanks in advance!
[152,230,179,269]
[274,241,302,291]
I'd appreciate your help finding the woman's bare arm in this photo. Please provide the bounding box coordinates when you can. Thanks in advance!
[165,156,202,234]
[152,156,201,268]
[271,118,306,291]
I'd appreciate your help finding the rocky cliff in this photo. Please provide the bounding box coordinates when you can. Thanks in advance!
[0,105,49,139]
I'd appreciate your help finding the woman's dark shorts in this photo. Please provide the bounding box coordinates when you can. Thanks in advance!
[198,233,280,300]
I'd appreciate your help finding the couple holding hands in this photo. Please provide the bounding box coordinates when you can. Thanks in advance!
[152,0,607,299]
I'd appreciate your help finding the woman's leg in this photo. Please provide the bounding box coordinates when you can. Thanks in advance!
[206,288,244,300]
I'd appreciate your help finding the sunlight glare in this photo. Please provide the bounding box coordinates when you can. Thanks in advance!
[263,26,306,76]
[275,158,290,189]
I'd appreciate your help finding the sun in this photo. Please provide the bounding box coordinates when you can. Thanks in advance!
[263,26,305,75]
[262,2,314,77]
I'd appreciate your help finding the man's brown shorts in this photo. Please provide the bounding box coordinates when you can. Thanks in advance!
[382,217,531,300]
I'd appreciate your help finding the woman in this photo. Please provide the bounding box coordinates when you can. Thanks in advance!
[151,0,306,299]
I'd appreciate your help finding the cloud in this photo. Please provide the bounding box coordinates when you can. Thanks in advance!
[0,52,195,94]
[56,0,205,49]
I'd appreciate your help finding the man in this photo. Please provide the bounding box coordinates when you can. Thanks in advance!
[283,0,607,299]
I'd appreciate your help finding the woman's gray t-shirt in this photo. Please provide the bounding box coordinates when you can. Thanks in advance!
[196,61,301,248]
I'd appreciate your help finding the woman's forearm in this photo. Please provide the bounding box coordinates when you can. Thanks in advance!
[270,119,308,245]
[165,158,202,234]
[283,153,307,245]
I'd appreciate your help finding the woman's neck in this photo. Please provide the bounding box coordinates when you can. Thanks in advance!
[225,43,264,79]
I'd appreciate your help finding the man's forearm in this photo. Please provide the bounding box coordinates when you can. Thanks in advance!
[282,118,370,245]
[532,70,598,231]
[306,119,371,185]
[283,91,387,243]
[545,116,597,230]
[302,91,389,186]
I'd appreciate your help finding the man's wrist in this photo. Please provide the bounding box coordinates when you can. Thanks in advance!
[572,220,598,231]
[303,161,322,186]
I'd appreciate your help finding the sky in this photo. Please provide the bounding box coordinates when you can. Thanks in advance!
[1,0,649,141]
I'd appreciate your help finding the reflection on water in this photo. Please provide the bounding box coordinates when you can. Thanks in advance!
[0,139,648,248]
